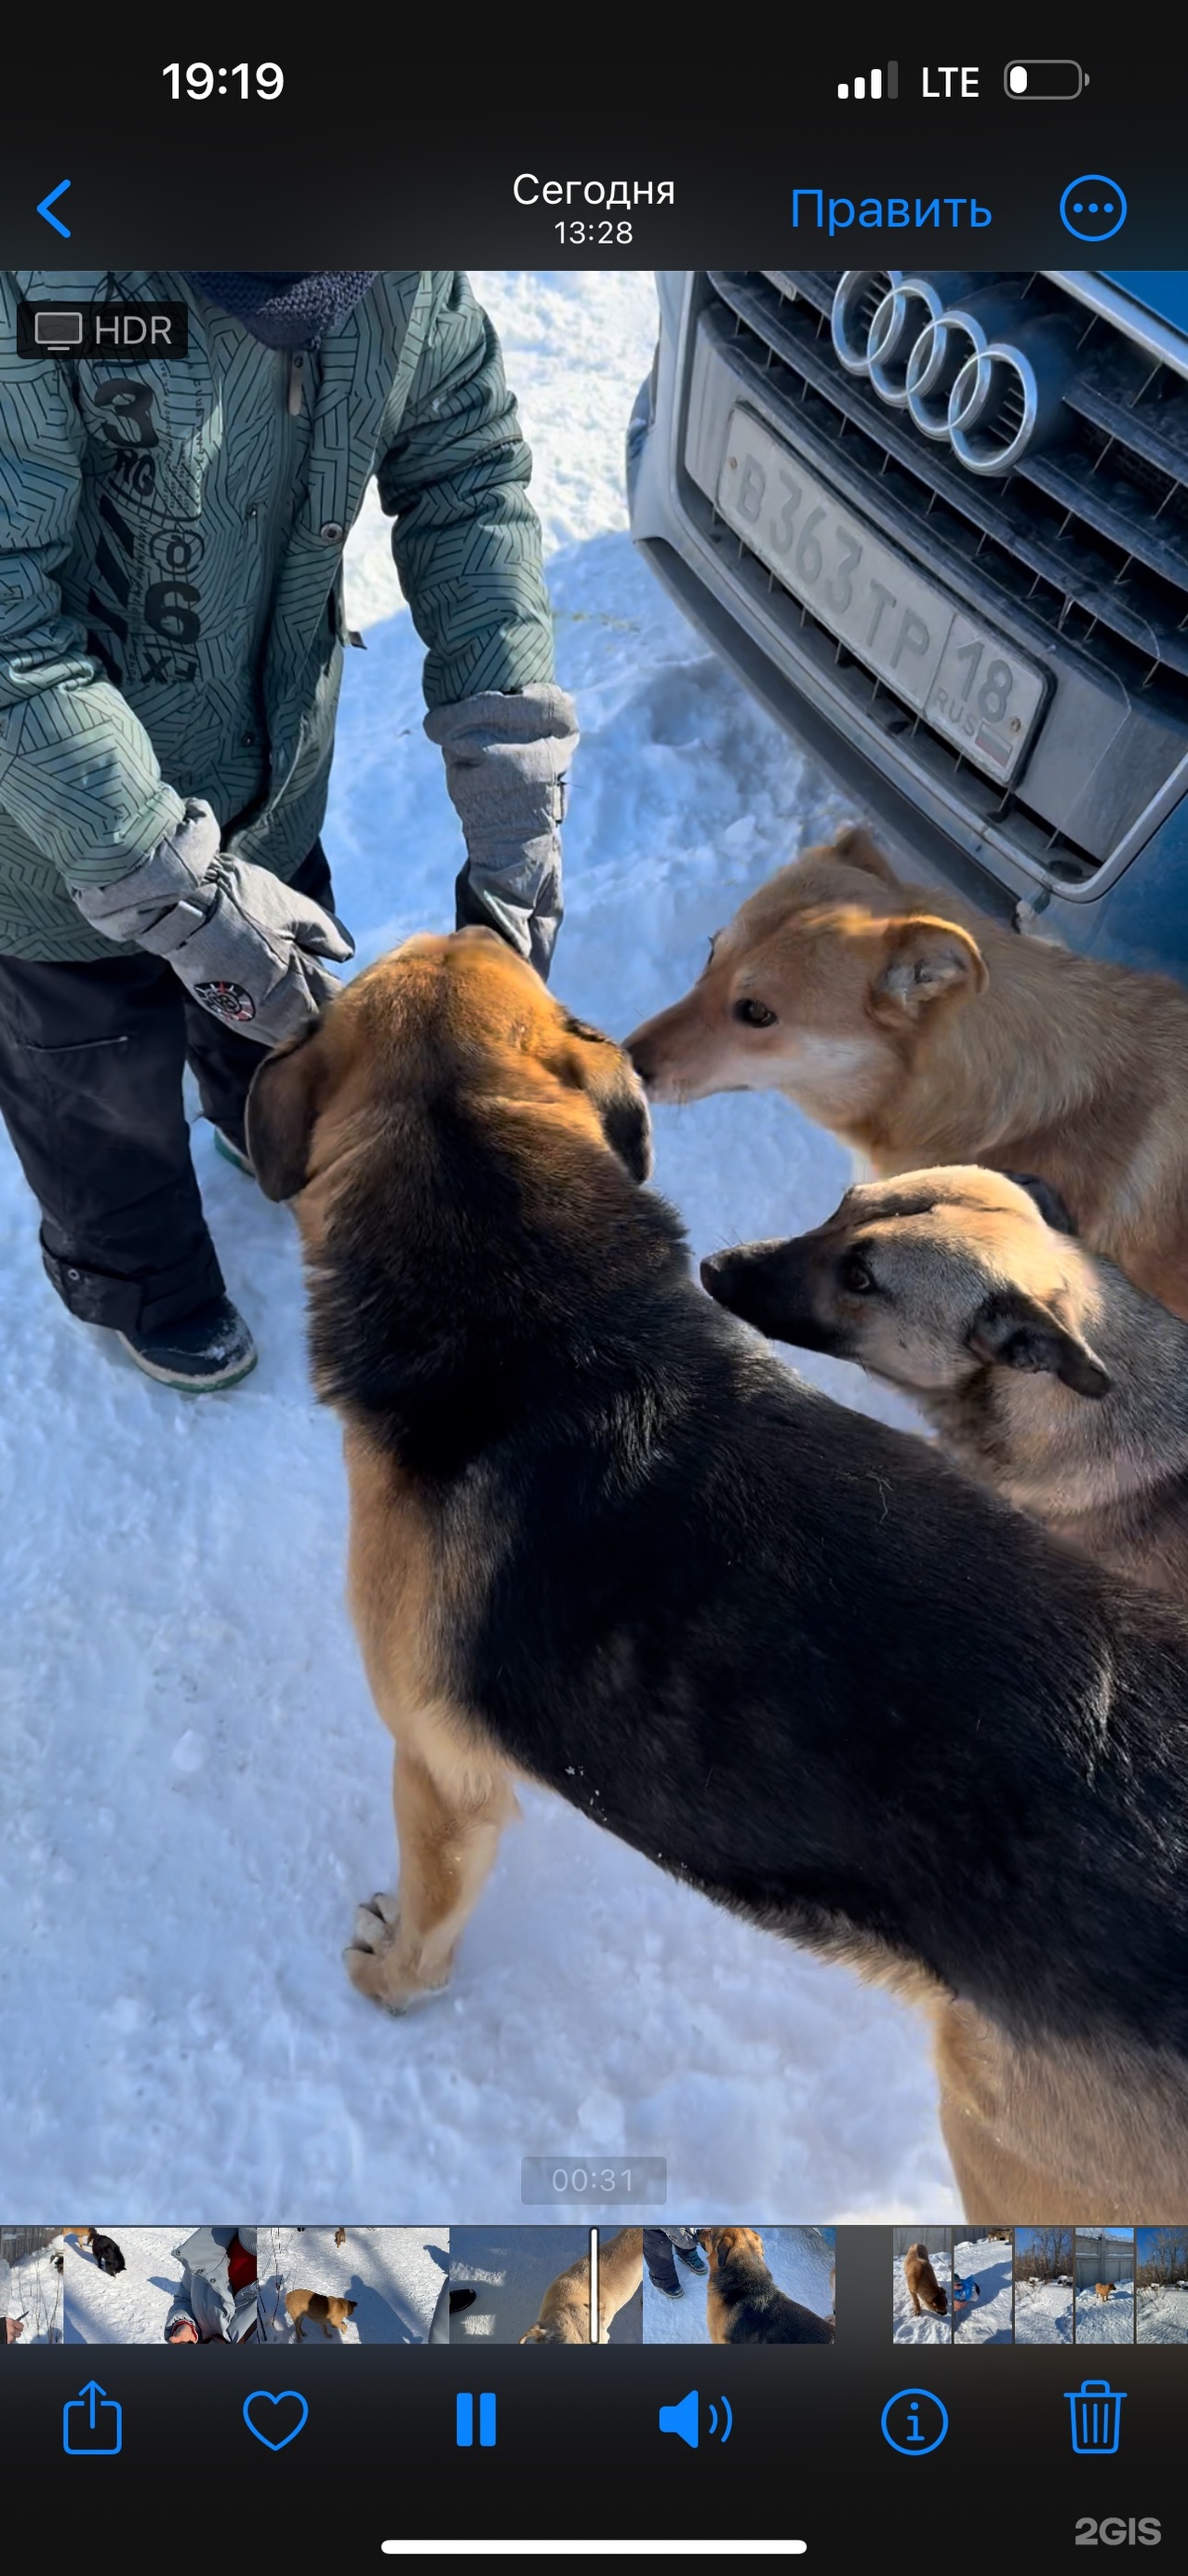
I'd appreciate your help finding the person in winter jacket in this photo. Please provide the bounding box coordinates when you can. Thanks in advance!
[164,2226,260,2341]
[0,270,577,1389]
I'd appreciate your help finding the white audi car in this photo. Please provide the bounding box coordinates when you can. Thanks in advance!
[627,270,1188,980]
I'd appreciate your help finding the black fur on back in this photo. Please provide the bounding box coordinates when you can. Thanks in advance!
[720,2280,834,2344]
[311,1089,1188,2063]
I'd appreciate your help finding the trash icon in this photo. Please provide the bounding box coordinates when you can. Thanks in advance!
[1065,2379,1126,2455]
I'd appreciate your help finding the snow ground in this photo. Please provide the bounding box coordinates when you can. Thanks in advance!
[0,2243,62,2342]
[1014,2279,1075,2345]
[449,2226,641,2344]
[1,267,953,2223]
[63,2226,194,2342]
[952,2236,1013,2345]
[892,2238,952,2345]
[258,2226,447,2343]
[1137,2286,1188,2343]
[1075,2281,1136,2344]
[642,2226,834,2346]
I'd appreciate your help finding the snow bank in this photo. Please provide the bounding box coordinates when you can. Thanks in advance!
[1014,2279,1074,2345]
[1137,2285,1188,2344]
[1075,2283,1136,2345]
[953,2235,1012,2345]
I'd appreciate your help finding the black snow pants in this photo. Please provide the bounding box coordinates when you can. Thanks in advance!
[644,2229,704,2295]
[0,842,334,1337]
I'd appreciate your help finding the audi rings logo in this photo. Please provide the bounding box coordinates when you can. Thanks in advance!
[830,272,1072,476]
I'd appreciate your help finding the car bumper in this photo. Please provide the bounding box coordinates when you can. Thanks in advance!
[626,288,1188,978]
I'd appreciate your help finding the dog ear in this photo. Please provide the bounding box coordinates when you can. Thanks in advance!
[558,1025,653,1185]
[245,1024,328,1202]
[834,824,901,885]
[1001,1171,1078,1236]
[873,915,988,1020]
[967,1290,1111,1397]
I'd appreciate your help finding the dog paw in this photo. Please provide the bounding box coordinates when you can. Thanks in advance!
[343,1894,452,2014]
[352,1890,400,1949]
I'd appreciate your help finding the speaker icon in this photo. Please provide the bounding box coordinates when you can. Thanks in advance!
[658,2388,733,2449]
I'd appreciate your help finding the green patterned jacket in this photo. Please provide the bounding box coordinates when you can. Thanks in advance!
[0,272,558,959]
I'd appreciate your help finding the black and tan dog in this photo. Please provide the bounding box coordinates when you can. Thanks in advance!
[247,931,1188,2221]
[63,2228,126,2277]
[699,2228,834,2343]
[701,1165,1188,1603]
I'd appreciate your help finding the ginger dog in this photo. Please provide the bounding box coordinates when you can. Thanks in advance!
[287,2288,357,2341]
[701,1164,1188,1601]
[627,826,1188,1318]
[519,2229,643,2343]
[903,2242,949,2319]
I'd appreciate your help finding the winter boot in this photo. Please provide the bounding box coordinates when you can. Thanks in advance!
[117,1294,258,1392]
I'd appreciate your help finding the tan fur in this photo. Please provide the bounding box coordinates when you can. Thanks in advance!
[286,2288,357,2341]
[626,826,1188,1317]
[340,1429,518,2012]
[764,1163,1188,1601]
[242,929,653,2014]
[334,2228,346,2248]
[1094,2281,1115,2301]
[902,2241,948,2318]
[519,2229,643,2344]
[930,1996,1188,2222]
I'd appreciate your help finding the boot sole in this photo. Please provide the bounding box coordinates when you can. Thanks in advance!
[116,1334,259,1394]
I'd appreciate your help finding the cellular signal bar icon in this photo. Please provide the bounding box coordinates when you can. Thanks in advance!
[838,63,898,101]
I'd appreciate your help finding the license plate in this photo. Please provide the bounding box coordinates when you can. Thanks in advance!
[716,409,1047,784]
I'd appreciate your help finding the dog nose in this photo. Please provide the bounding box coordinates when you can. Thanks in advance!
[700,1251,737,1303]
[624,1030,657,1088]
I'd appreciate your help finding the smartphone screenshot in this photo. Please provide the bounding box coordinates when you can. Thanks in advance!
[1,32,1185,2569]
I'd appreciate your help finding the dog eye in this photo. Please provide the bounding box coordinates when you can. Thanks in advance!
[733,998,778,1028]
[842,1253,876,1295]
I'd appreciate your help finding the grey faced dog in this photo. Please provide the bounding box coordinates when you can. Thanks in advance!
[701,1164,1188,1602]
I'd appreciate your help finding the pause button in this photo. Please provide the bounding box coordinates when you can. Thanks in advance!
[456,2392,497,2448]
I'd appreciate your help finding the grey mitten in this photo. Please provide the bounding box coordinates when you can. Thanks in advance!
[72,800,354,1046]
[425,684,579,980]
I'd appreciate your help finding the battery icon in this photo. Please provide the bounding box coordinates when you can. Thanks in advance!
[1005,60,1085,99]
[33,309,85,349]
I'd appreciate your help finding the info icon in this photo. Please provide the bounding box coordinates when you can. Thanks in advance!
[880,2387,949,2456]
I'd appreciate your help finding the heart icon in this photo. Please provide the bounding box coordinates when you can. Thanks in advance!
[242,2389,310,2450]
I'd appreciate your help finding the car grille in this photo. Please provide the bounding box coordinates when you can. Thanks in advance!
[691,271,1188,886]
